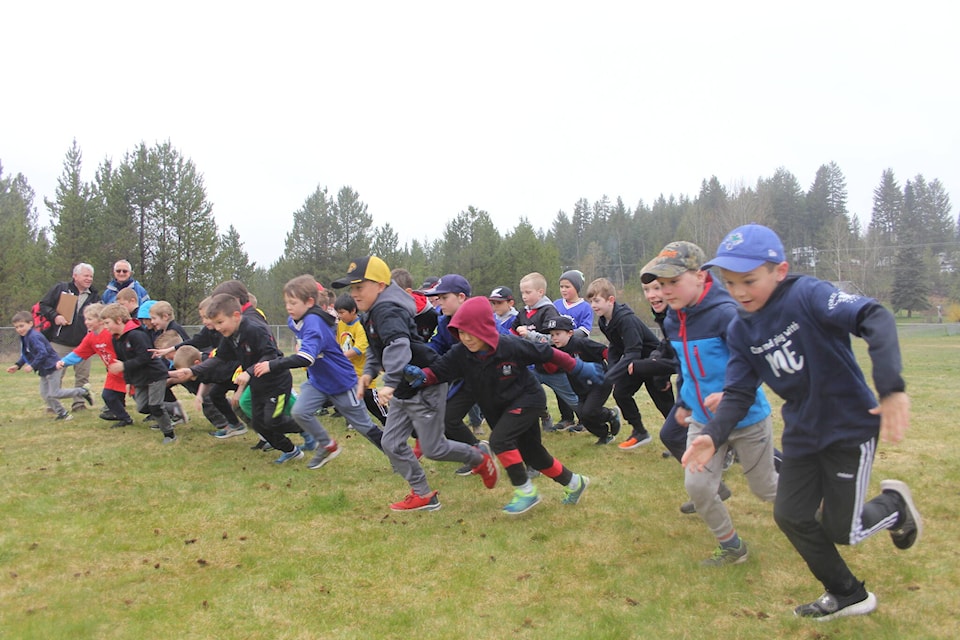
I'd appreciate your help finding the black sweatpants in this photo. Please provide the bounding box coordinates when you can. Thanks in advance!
[773,437,902,596]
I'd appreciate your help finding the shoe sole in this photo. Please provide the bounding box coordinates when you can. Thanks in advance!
[503,494,542,515]
[880,479,923,549]
[274,451,304,464]
[214,428,248,439]
[619,438,651,450]
[307,447,342,470]
[798,592,878,622]
[390,502,441,512]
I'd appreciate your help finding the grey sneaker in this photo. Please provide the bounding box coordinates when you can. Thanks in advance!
[162,433,178,444]
[562,474,590,505]
[541,415,558,432]
[681,481,732,514]
[794,584,877,621]
[307,442,342,470]
[701,539,748,566]
[54,412,74,422]
[880,479,923,550]
[211,424,248,439]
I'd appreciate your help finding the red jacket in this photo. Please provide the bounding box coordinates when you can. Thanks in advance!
[73,328,127,393]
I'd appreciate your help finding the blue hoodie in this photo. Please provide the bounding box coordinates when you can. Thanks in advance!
[663,272,770,429]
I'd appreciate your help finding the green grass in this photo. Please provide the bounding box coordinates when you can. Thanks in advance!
[1,334,958,639]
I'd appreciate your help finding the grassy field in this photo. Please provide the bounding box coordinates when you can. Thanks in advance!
[1,333,958,639]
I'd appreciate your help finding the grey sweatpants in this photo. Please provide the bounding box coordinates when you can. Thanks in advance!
[685,416,778,541]
[380,383,481,496]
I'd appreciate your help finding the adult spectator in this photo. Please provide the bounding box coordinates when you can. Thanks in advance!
[39,263,101,410]
[100,260,151,305]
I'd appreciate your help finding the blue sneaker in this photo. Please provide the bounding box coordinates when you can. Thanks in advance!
[301,432,319,451]
[273,446,304,464]
[502,488,541,515]
[562,474,590,505]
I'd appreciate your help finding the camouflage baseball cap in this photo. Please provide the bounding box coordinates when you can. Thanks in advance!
[640,241,707,284]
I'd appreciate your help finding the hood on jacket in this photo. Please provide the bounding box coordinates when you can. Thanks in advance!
[370,282,417,316]
[449,296,500,351]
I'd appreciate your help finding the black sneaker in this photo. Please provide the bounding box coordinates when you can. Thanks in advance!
[110,418,134,428]
[794,583,877,622]
[595,434,616,445]
[556,419,576,431]
[880,479,923,550]
[80,389,94,406]
[99,410,120,421]
[607,408,621,437]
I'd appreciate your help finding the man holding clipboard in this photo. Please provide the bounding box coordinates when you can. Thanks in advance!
[38,263,100,410]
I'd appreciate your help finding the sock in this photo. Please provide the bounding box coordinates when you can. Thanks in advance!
[567,474,582,490]
[516,480,535,495]
[719,532,741,550]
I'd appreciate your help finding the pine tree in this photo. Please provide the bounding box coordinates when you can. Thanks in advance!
[215,225,256,284]
[45,140,94,276]
[0,162,50,313]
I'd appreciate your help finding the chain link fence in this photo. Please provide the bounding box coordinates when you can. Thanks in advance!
[0,325,301,362]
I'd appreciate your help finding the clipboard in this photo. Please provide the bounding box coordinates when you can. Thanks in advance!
[57,291,78,324]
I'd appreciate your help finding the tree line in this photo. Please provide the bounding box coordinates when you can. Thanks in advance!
[2,141,958,326]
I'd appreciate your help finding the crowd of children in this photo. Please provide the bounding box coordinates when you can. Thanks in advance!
[7,222,922,623]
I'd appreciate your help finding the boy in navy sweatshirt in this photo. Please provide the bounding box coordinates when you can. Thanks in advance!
[7,311,92,420]
[683,224,921,622]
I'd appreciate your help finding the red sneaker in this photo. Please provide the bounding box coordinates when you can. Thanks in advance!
[390,489,440,512]
[413,439,423,460]
[472,452,500,489]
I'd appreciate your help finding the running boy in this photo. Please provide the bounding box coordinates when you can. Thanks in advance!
[488,286,518,334]
[253,275,384,468]
[8,311,93,420]
[402,296,601,514]
[642,242,778,566]
[510,272,579,432]
[683,224,921,621]
[171,293,301,461]
[56,303,133,426]
[332,256,498,511]
[585,277,672,448]
[546,315,620,445]
[553,269,591,430]
[102,303,177,443]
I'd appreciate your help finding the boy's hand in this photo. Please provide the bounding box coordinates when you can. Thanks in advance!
[56,361,65,370]
[168,367,194,383]
[872,391,910,444]
[377,386,395,406]
[235,371,251,388]
[22,364,33,373]
[253,361,270,377]
[356,374,372,400]
[149,347,174,359]
[108,361,124,375]
[681,435,716,472]
[571,358,604,386]
[6,365,18,374]
[703,392,723,414]
[516,325,530,337]
[674,406,691,428]
[402,364,426,388]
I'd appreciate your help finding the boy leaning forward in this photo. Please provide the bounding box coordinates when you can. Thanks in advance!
[332,257,498,512]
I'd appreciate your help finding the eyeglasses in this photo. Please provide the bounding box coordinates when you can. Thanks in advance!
[115,269,130,273]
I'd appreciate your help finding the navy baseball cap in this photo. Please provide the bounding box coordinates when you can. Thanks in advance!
[488,286,514,301]
[702,224,786,273]
[424,274,471,297]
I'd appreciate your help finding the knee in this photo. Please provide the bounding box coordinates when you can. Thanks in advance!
[684,473,718,502]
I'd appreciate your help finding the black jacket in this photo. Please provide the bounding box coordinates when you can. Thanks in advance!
[39,280,100,347]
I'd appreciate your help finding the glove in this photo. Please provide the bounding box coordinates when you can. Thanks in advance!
[402,364,426,389]
[571,358,604,386]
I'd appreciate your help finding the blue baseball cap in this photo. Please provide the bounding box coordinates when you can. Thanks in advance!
[702,224,786,273]
[137,299,157,319]
[423,274,471,297]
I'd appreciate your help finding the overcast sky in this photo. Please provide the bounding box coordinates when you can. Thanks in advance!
[2,1,957,267]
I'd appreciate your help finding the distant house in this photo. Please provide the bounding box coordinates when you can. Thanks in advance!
[831,281,865,296]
